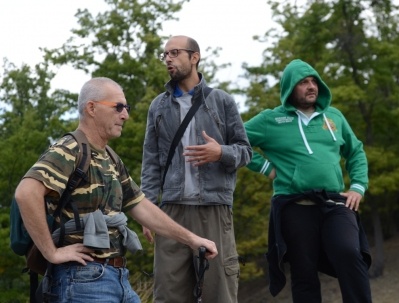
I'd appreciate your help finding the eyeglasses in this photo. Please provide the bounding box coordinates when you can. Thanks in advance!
[95,101,131,114]
[159,48,195,61]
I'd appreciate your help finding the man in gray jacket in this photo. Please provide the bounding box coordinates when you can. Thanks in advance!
[141,35,252,302]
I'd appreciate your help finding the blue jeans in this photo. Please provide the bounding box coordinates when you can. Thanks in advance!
[48,261,141,303]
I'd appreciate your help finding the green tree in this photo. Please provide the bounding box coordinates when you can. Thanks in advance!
[0,58,78,301]
[233,168,271,280]
[0,60,77,206]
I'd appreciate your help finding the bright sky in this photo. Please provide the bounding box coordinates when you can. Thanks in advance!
[0,0,274,104]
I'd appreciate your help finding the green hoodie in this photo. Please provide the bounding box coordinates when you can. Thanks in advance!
[244,59,368,196]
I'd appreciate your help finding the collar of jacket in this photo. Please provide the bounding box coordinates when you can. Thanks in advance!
[165,72,206,97]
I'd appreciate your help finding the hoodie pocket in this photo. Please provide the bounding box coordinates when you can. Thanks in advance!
[291,163,343,192]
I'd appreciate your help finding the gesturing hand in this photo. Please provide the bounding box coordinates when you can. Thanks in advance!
[183,131,222,167]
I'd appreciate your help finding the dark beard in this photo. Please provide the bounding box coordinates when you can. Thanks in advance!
[169,66,190,82]
[290,94,317,110]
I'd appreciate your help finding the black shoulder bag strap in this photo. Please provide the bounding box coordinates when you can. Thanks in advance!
[161,87,213,190]
[105,145,120,169]
[53,129,91,245]
[38,129,92,303]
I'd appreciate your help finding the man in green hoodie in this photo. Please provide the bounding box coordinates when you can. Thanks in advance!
[244,59,372,303]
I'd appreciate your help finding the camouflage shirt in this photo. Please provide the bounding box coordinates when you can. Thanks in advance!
[24,135,144,258]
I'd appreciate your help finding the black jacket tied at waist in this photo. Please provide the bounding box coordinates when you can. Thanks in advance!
[266,189,372,297]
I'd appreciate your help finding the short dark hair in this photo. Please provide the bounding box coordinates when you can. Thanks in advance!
[186,37,201,69]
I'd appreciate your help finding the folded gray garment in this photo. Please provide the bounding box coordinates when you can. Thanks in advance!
[51,209,142,253]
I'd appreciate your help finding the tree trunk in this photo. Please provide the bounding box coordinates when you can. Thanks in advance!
[368,200,384,278]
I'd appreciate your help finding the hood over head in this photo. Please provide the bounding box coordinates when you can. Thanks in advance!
[280,59,332,112]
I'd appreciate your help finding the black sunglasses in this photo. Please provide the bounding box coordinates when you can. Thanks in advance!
[96,101,131,113]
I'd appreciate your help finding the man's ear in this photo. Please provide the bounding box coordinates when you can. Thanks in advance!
[191,52,200,66]
[86,101,96,117]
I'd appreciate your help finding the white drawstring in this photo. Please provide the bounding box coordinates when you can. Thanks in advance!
[295,112,337,155]
[296,112,313,154]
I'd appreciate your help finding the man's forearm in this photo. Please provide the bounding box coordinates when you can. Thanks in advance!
[130,198,195,246]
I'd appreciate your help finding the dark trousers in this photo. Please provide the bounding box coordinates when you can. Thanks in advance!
[281,203,372,303]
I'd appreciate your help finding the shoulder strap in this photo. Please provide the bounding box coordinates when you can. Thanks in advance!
[105,145,120,168]
[67,129,91,187]
[161,87,213,190]
[53,129,91,245]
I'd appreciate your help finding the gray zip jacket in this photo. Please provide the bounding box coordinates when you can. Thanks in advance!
[141,74,252,206]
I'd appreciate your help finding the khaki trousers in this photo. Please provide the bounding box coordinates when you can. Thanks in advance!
[153,204,239,303]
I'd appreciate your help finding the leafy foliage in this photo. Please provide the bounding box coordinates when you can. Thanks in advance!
[0,60,76,206]
[2,0,399,301]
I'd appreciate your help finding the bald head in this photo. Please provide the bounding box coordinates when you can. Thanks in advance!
[170,35,200,53]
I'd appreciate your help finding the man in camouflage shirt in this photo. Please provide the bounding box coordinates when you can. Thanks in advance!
[15,77,218,303]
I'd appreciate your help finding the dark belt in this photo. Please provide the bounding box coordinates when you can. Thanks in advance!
[92,256,127,268]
